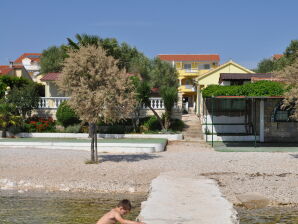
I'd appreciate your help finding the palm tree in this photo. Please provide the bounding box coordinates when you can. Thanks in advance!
[136,81,165,130]
[161,87,178,130]
[67,34,101,49]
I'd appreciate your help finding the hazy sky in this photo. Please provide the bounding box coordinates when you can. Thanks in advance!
[1,0,297,69]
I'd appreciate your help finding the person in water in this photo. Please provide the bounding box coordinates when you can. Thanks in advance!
[96,199,145,224]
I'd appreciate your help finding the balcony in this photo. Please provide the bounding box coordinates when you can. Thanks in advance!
[179,85,196,93]
[178,69,210,78]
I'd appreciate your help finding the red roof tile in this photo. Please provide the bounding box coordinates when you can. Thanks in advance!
[14,53,41,63]
[40,72,61,81]
[273,54,283,60]
[158,54,220,61]
[0,65,12,75]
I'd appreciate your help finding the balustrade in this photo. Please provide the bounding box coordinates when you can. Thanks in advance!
[39,97,168,110]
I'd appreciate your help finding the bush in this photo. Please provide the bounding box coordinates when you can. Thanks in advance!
[56,101,80,127]
[170,119,185,131]
[143,116,161,131]
[202,81,286,97]
[98,125,133,134]
[64,124,81,133]
[25,116,56,132]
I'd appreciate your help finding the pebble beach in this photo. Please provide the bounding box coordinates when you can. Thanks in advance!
[0,141,298,206]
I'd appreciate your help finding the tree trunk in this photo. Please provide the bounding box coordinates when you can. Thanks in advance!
[94,125,98,163]
[89,123,95,162]
[164,112,170,130]
[148,105,165,130]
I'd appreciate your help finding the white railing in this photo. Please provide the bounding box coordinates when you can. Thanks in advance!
[183,85,196,91]
[184,69,198,73]
[39,97,167,110]
[142,97,164,109]
[39,97,69,109]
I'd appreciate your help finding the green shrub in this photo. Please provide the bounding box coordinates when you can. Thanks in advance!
[143,116,161,131]
[170,119,185,131]
[202,81,286,97]
[64,124,81,133]
[56,101,80,127]
[98,125,133,134]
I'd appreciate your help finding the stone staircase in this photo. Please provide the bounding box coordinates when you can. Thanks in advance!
[182,114,204,141]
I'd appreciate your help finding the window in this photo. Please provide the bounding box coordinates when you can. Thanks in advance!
[273,102,296,122]
[199,64,211,70]
[184,64,191,70]
[185,79,193,85]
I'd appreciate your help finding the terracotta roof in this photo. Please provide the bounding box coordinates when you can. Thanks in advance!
[0,65,12,75]
[158,54,220,61]
[14,53,41,63]
[40,72,61,81]
[273,54,283,60]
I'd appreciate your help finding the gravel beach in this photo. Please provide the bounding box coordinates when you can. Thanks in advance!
[0,141,297,206]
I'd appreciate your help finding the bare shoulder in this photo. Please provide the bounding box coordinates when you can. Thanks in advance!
[96,209,117,224]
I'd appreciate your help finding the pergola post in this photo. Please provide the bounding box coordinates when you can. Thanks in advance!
[259,99,265,142]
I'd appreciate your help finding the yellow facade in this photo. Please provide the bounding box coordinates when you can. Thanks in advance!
[177,61,219,94]
[196,60,254,87]
[195,60,255,114]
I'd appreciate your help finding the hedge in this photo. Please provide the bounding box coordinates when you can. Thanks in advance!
[202,81,286,98]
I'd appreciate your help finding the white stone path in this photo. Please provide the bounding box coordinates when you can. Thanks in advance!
[139,172,239,224]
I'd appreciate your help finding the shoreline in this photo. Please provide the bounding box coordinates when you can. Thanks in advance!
[1,142,298,208]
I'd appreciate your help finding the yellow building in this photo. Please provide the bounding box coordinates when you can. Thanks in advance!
[195,60,255,114]
[158,54,220,112]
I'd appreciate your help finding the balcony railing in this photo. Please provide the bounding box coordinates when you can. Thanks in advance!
[39,97,69,109]
[39,97,169,110]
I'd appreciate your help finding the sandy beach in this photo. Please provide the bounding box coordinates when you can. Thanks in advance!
[0,141,297,206]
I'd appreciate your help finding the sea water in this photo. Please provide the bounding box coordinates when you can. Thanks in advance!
[0,191,144,224]
[0,192,298,224]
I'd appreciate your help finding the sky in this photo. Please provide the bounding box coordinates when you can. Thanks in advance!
[1,0,298,69]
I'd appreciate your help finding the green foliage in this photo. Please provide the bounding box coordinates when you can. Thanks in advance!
[0,75,30,98]
[0,101,22,137]
[255,58,275,73]
[136,81,151,106]
[255,39,298,72]
[143,116,162,131]
[67,34,150,79]
[160,86,178,129]
[161,87,178,113]
[40,45,68,74]
[56,101,80,128]
[169,119,185,132]
[64,124,82,133]
[202,81,286,97]
[6,83,40,118]
[149,58,179,88]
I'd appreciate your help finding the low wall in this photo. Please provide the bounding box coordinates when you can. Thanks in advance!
[15,132,183,141]
[264,99,298,142]
[205,135,259,142]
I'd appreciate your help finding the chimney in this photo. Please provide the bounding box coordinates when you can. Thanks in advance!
[9,61,14,68]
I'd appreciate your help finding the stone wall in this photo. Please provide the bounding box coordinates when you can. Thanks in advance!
[264,99,298,142]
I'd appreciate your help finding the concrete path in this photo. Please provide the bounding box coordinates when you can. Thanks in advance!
[182,114,204,141]
[138,172,239,224]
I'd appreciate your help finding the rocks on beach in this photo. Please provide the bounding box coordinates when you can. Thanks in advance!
[0,142,298,207]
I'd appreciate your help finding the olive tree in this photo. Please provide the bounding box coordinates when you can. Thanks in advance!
[275,57,298,120]
[57,45,136,163]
